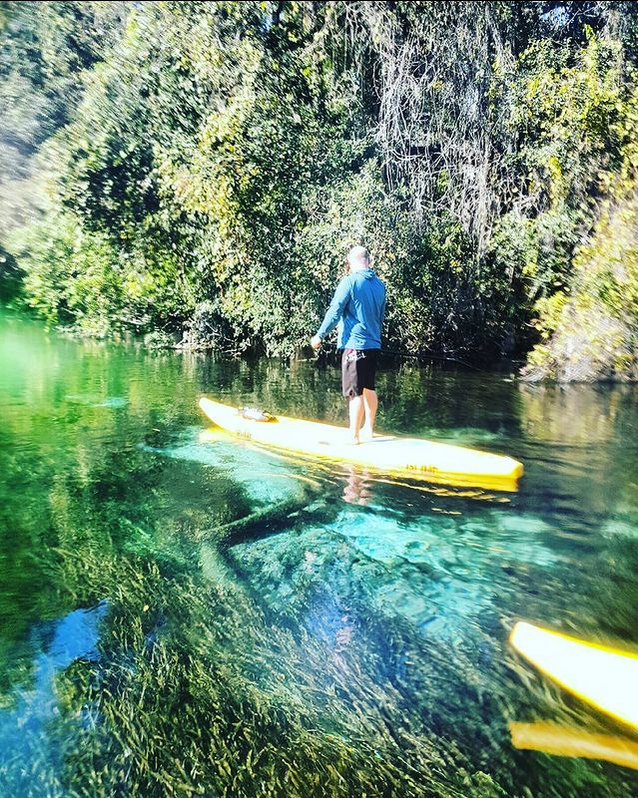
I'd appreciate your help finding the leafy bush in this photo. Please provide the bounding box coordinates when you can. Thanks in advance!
[525,187,638,381]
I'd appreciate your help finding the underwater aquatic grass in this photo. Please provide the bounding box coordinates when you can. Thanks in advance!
[47,557,415,797]
[16,529,512,798]
[8,508,626,798]
[2,441,636,797]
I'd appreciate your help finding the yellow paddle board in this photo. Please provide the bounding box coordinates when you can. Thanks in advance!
[509,721,638,771]
[198,397,524,491]
[510,621,638,731]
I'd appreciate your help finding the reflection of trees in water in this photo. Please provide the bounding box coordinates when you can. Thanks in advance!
[202,357,529,446]
[517,382,638,524]
[518,383,638,444]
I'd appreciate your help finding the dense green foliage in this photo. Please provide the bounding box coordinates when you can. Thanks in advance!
[0,1,130,235]
[2,1,638,374]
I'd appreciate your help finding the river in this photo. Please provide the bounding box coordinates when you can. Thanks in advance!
[1,310,637,797]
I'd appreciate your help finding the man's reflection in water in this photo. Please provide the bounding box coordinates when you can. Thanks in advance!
[342,464,373,505]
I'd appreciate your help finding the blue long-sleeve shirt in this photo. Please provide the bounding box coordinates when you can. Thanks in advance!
[316,268,386,349]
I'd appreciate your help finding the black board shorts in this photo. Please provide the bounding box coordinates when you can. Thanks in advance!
[341,348,379,398]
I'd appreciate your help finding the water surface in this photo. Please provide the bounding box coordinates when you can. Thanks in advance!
[1,310,638,797]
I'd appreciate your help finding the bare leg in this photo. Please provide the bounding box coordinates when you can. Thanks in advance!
[348,395,365,443]
[362,388,378,438]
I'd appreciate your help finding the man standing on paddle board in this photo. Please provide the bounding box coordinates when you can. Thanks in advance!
[311,246,386,444]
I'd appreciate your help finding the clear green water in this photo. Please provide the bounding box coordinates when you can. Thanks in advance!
[1,310,638,797]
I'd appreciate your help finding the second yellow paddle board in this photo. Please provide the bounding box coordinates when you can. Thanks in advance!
[198,397,524,491]
[510,621,638,731]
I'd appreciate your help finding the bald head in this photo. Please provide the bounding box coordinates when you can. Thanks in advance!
[347,246,371,272]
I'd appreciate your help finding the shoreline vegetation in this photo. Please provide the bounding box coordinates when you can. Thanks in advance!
[2,2,638,381]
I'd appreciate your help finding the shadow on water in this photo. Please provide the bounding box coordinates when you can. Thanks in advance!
[1,311,638,796]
